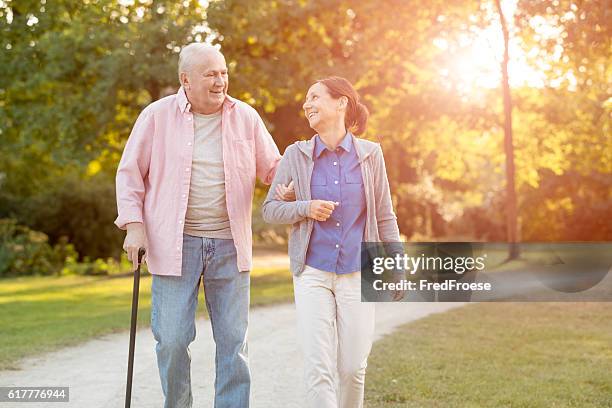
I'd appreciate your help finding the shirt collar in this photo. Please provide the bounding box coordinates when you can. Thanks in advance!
[176,86,237,114]
[314,131,353,159]
[177,86,191,113]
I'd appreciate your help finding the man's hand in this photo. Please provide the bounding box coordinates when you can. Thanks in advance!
[308,200,336,222]
[275,180,296,202]
[123,222,148,270]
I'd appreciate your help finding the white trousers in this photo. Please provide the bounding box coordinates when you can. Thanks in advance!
[293,265,376,408]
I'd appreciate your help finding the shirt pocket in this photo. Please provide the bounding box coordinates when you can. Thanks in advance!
[344,172,365,207]
[345,172,363,184]
[310,173,327,200]
[233,140,255,172]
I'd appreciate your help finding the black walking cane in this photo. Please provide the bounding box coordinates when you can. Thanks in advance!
[125,247,146,408]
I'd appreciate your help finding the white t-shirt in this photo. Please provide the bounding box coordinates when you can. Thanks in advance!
[183,110,233,239]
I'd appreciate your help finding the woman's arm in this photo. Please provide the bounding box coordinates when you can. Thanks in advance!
[373,145,406,301]
[262,147,310,225]
[372,145,402,244]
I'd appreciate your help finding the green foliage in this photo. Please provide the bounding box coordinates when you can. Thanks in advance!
[0,172,123,260]
[60,253,134,276]
[0,217,136,276]
[0,0,206,165]
[0,218,76,277]
[521,170,612,241]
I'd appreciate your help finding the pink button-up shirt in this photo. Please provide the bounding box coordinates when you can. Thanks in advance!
[115,87,281,276]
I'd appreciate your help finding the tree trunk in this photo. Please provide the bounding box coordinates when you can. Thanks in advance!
[495,0,520,260]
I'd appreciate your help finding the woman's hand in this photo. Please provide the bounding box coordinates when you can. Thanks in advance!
[308,200,336,221]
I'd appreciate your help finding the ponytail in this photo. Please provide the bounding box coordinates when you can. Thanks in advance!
[317,76,369,135]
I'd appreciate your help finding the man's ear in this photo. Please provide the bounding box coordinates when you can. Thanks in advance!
[338,96,348,111]
[180,72,190,89]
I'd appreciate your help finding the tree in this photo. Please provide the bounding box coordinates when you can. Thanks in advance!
[495,0,519,258]
[513,0,611,241]
[0,0,207,256]
[0,0,205,170]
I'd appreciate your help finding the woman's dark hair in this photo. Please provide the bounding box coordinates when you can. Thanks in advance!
[317,76,369,136]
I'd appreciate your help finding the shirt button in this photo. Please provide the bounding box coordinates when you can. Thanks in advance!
[333,161,337,166]
[335,244,340,248]
[187,116,192,121]
[179,220,183,224]
[334,180,339,185]
[336,222,340,227]
[187,142,192,146]
[176,246,181,250]
[185,167,190,172]
[335,201,340,206]
[182,194,186,198]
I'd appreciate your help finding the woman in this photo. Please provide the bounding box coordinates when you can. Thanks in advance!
[262,76,402,408]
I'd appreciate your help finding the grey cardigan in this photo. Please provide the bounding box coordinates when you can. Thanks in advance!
[262,134,402,276]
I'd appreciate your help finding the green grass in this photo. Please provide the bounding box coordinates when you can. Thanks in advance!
[365,302,612,407]
[0,267,293,370]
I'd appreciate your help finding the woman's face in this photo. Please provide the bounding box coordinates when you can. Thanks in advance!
[302,82,344,131]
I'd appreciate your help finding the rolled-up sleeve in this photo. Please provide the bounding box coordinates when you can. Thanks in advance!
[114,107,154,230]
[253,112,281,185]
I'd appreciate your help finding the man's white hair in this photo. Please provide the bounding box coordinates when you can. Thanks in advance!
[177,43,223,84]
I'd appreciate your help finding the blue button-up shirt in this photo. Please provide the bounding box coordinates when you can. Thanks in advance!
[305,133,366,274]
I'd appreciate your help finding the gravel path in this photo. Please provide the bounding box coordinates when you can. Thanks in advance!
[0,252,464,407]
[0,301,463,407]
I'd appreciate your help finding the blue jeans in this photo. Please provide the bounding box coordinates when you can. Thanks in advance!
[151,234,251,408]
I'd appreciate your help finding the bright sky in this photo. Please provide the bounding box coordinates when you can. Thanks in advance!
[434,0,573,93]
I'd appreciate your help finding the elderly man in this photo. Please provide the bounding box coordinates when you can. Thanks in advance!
[114,43,281,408]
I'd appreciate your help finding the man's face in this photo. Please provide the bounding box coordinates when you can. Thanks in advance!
[183,51,228,114]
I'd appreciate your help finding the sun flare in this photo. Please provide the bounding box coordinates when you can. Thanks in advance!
[434,0,561,94]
